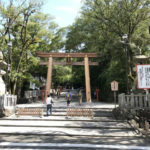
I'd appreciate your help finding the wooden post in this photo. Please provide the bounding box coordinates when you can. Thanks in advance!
[148,94,150,107]
[114,91,116,108]
[135,96,138,108]
[139,94,143,108]
[84,56,91,102]
[131,93,134,109]
[45,56,53,98]
[119,93,125,108]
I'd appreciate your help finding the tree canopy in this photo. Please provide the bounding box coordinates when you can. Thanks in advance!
[66,0,150,100]
[0,0,149,101]
[0,0,66,96]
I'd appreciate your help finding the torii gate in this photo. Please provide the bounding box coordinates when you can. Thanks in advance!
[36,52,98,102]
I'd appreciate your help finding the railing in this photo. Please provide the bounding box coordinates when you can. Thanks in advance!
[118,93,150,109]
[0,94,17,108]
[24,90,42,99]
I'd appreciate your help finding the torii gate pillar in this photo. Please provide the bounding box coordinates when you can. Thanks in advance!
[84,56,91,102]
[46,56,53,97]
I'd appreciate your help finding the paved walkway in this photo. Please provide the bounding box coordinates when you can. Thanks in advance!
[0,95,149,149]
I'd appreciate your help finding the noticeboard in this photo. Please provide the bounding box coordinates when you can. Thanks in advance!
[111,81,118,91]
[137,64,150,89]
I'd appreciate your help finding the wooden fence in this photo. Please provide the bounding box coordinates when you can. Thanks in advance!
[16,108,43,117]
[118,93,150,109]
[67,108,93,118]
[0,94,17,108]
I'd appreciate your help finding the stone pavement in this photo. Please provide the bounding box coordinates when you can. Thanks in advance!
[0,95,150,149]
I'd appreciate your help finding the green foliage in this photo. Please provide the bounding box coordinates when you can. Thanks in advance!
[0,0,149,101]
[65,0,150,101]
[0,0,66,95]
[72,66,85,88]
[52,65,72,86]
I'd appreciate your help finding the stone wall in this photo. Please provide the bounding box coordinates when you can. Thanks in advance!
[114,93,150,135]
[0,94,17,117]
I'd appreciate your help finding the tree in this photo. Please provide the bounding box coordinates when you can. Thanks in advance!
[0,0,43,94]
[81,0,150,89]
[65,0,150,100]
[0,0,66,97]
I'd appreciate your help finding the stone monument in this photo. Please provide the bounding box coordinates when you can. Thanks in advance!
[0,51,17,117]
[0,51,7,95]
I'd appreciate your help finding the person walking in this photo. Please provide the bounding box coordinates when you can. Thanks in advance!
[65,90,72,106]
[46,94,54,116]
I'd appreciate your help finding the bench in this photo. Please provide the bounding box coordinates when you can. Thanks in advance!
[66,108,93,118]
[16,108,43,117]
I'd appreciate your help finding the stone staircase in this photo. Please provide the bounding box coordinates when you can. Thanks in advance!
[0,102,149,149]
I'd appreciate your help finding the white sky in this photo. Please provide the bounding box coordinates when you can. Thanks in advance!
[42,0,83,27]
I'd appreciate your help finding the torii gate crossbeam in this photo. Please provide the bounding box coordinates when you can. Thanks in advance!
[36,52,97,58]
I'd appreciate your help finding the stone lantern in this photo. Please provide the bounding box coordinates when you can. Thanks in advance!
[0,51,7,95]
[134,55,149,64]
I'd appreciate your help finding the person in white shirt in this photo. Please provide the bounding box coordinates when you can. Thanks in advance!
[46,94,54,116]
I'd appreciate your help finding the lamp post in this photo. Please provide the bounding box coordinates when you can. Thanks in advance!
[6,41,12,93]
[122,34,129,94]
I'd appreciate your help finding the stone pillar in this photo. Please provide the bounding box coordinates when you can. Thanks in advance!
[84,56,91,102]
[0,73,6,95]
[45,56,53,98]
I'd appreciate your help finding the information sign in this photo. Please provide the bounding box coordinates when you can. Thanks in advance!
[111,81,118,91]
[137,64,150,89]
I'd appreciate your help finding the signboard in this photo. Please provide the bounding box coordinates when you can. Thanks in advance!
[111,81,118,91]
[137,64,150,89]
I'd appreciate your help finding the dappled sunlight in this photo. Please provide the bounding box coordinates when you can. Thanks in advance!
[0,89,149,149]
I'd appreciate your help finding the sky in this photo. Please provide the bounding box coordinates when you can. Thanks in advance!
[42,0,83,27]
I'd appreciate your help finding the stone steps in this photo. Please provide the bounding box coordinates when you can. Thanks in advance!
[1,142,150,150]
[0,116,119,122]
[0,126,137,137]
[41,112,112,117]
[0,134,149,150]
[0,101,146,149]
[0,134,146,144]
[0,120,132,129]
